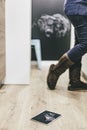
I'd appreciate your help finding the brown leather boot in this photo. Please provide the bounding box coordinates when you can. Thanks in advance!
[68,63,87,91]
[47,53,74,90]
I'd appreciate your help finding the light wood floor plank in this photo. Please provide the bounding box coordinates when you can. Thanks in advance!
[0,65,87,130]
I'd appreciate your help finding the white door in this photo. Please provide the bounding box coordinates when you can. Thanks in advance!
[5,0,31,84]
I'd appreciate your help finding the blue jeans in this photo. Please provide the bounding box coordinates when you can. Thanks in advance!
[67,15,87,63]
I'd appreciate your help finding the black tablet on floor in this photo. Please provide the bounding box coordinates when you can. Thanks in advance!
[31,110,61,124]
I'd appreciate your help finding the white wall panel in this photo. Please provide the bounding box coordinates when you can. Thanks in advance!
[5,0,31,84]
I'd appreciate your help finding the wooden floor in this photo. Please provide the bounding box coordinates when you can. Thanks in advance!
[0,0,5,81]
[0,64,87,130]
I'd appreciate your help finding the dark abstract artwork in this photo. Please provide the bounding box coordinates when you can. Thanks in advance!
[31,0,71,60]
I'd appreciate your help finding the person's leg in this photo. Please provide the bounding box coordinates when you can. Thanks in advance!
[47,53,74,90]
[69,30,87,90]
[68,30,81,88]
[68,62,87,90]
[47,15,87,90]
[69,30,81,83]
[67,15,87,62]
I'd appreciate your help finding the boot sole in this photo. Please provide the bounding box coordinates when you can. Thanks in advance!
[68,86,87,91]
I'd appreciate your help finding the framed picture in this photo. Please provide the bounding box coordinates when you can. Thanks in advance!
[31,0,71,60]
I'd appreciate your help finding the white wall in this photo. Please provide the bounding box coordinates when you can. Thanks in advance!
[5,0,31,84]
[70,24,75,49]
